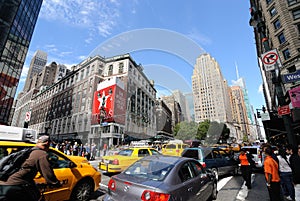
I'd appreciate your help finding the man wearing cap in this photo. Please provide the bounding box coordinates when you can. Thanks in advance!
[0,135,61,201]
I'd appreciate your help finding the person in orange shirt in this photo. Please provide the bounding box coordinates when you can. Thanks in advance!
[263,146,282,201]
[239,149,253,189]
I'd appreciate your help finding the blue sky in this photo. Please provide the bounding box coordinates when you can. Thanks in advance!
[17,0,265,111]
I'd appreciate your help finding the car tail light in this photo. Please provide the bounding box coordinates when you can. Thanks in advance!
[141,190,170,201]
[201,162,206,168]
[108,179,116,191]
[111,159,119,165]
[176,149,179,153]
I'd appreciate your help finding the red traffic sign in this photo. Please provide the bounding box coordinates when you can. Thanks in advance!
[278,105,290,116]
[25,111,31,122]
[261,49,282,71]
[262,51,278,65]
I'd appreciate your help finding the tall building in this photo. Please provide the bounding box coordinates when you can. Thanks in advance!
[23,50,47,92]
[229,86,251,141]
[192,53,232,123]
[26,54,156,148]
[249,0,300,144]
[172,90,189,122]
[12,61,69,127]
[0,0,43,125]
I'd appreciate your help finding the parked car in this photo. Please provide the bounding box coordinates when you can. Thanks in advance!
[99,147,161,173]
[104,155,217,201]
[0,138,101,201]
[161,143,189,156]
[241,145,263,169]
[181,146,239,180]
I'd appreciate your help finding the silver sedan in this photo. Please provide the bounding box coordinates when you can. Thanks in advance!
[104,155,218,201]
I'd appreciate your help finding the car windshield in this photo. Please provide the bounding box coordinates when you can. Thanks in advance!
[118,149,133,156]
[124,160,174,181]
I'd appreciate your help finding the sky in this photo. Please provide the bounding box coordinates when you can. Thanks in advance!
[17,0,265,112]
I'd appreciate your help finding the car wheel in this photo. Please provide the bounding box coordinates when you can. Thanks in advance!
[211,168,218,181]
[70,179,94,201]
[208,182,218,201]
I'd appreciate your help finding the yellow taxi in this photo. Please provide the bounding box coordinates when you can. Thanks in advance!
[0,137,101,201]
[99,147,161,173]
[161,143,189,156]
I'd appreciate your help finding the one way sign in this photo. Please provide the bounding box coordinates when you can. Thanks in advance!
[261,49,282,71]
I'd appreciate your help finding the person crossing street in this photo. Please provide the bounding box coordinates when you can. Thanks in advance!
[239,148,254,189]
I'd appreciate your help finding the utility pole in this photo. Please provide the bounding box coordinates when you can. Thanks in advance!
[249,5,296,146]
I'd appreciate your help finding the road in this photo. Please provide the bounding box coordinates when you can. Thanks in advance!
[88,160,270,201]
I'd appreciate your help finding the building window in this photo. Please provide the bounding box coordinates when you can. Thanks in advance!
[118,62,124,73]
[108,64,113,76]
[297,24,300,34]
[287,65,296,73]
[278,32,286,44]
[282,49,291,60]
[269,7,277,17]
[273,19,281,30]
[287,0,298,6]
[292,9,300,20]
[266,0,273,4]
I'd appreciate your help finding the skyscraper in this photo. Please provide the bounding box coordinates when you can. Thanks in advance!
[23,50,47,92]
[192,53,232,123]
[0,0,43,125]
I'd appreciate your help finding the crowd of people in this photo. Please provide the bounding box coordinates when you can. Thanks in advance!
[51,141,98,161]
[238,143,300,201]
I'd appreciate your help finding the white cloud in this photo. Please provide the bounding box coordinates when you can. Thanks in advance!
[258,84,263,95]
[20,65,29,83]
[186,28,212,46]
[40,0,121,38]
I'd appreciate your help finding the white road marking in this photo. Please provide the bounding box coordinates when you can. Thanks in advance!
[236,174,255,201]
[217,176,233,191]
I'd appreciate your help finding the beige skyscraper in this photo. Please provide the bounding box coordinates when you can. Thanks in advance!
[229,85,250,141]
[192,53,232,123]
[23,50,47,92]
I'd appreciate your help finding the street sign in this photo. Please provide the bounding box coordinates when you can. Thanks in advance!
[261,49,282,71]
[282,70,300,83]
[261,112,270,121]
[25,111,31,122]
[278,105,291,116]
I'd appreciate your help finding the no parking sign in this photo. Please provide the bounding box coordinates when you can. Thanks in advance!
[261,49,282,71]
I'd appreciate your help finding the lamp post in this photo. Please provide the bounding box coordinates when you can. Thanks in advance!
[249,5,296,146]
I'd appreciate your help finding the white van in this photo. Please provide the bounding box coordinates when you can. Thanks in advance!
[241,145,263,169]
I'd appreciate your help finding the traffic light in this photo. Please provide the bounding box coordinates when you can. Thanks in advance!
[257,111,261,118]
[249,7,263,27]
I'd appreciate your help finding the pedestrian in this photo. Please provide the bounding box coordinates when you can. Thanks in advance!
[264,146,282,201]
[277,147,295,201]
[289,145,300,201]
[103,143,107,156]
[238,148,254,189]
[0,135,61,201]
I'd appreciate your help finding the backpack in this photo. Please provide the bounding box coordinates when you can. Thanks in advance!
[0,148,33,181]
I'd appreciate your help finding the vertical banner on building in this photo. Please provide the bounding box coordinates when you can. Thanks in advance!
[92,77,126,125]
[289,86,300,108]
